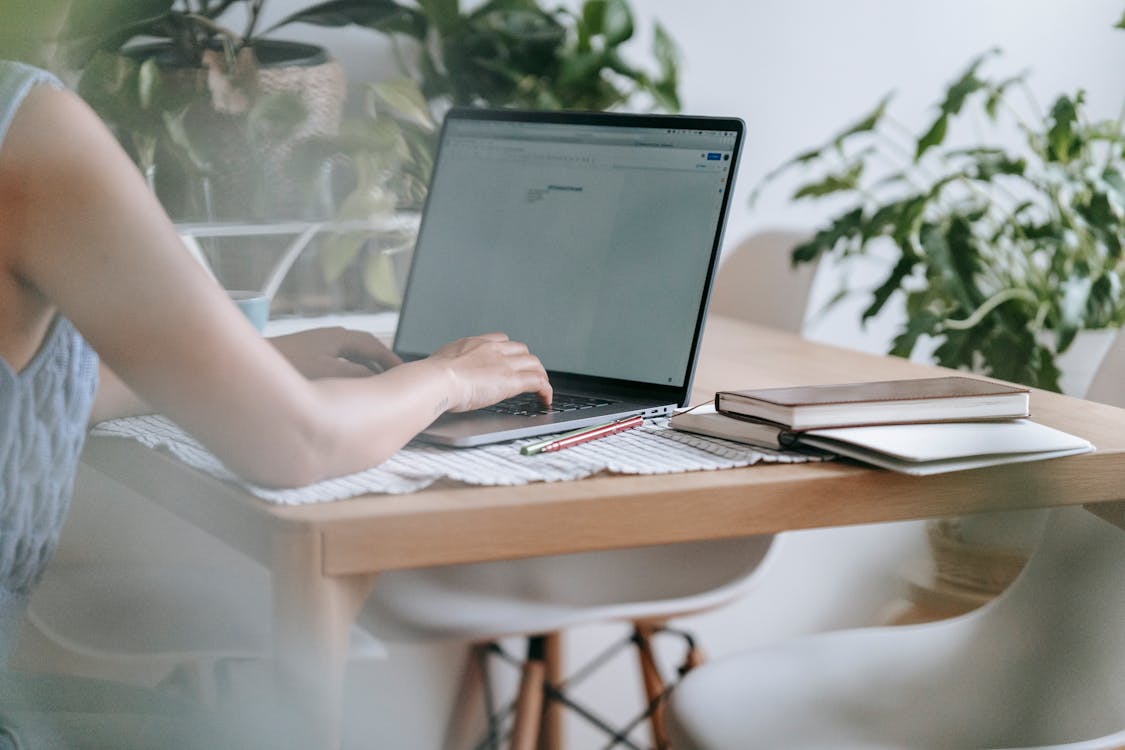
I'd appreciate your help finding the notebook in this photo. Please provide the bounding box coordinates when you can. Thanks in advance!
[715,376,1031,430]
[670,406,1092,475]
[798,420,1092,475]
[393,108,745,446]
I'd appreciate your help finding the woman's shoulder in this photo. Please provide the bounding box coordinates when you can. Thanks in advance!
[0,61,63,149]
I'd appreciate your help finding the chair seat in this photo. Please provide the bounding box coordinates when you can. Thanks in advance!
[27,562,385,660]
[361,536,777,641]
[668,507,1125,750]
[28,536,775,661]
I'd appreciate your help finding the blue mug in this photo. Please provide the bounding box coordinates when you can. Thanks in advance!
[227,290,270,332]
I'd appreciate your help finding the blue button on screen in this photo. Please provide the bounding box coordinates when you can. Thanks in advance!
[706,152,721,161]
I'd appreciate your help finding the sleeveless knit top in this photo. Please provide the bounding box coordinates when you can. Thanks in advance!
[0,62,99,664]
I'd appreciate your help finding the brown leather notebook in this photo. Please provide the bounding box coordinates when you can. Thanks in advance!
[715,376,1030,430]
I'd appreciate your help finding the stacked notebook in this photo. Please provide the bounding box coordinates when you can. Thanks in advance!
[671,376,1093,475]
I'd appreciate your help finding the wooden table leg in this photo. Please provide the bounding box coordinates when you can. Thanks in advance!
[271,528,376,750]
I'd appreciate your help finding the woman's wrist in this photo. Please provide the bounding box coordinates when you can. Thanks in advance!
[402,358,463,416]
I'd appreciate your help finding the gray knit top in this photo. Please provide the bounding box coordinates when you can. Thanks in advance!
[0,61,99,664]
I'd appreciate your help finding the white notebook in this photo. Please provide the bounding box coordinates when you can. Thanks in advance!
[798,419,1093,476]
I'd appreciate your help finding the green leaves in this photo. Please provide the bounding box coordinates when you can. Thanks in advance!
[245,90,307,143]
[834,94,892,149]
[790,207,866,271]
[940,48,999,115]
[77,51,197,168]
[603,0,635,45]
[580,0,634,45]
[764,46,1125,392]
[299,0,679,113]
[915,114,948,161]
[420,0,462,33]
[1045,93,1084,163]
[370,78,436,131]
[650,23,681,111]
[915,49,1017,161]
[270,0,427,38]
[61,0,174,66]
[864,253,917,323]
[792,162,865,200]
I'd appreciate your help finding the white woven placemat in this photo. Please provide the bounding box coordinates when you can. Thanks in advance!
[91,415,828,505]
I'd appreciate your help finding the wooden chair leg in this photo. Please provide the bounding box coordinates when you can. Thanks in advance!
[679,637,706,675]
[537,633,564,750]
[443,644,488,750]
[509,636,546,750]
[633,624,670,750]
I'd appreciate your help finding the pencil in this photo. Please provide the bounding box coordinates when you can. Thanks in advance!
[520,415,645,455]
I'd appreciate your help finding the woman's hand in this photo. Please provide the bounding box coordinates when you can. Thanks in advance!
[269,327,402,380]
[426,333,552,412]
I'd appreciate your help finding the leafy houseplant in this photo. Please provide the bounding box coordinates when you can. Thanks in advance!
[67,0,349,221]
[278,0,680,112]
[64,0,681,310]
[280,0,683,308]
[764,49,1125,391]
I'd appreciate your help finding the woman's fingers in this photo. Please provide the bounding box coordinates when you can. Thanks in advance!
[427,333,551,412]
[270,327,401,379]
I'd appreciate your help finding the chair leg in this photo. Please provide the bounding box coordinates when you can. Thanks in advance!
[444,644,489,750]
[633,624,670,750]
[537,633,564,750]
[678,634,706,676]
[509,636,547,750]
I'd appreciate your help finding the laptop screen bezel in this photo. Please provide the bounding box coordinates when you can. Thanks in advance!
[393,107,746,408]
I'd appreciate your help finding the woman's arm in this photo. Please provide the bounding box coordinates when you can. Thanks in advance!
[90,361,149,424]
[3,85,550,487]
[90,326,401,425]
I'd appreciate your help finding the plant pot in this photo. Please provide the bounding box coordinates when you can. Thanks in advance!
[127,40,347,221]
[926,511,1047,594]
[1049,328,1119,398]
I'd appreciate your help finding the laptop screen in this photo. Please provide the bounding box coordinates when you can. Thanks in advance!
[394,109,744,391]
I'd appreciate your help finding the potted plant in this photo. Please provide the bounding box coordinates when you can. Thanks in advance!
[61,0,681,311]
[64,0,349,221]
[281,0,682,308]
[762,25,1125,616]
[277,0,680,111]
[759,48,1125,393]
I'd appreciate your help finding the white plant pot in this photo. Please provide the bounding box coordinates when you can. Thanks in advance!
[1052,328,1120,398]
[924,327,1120,586]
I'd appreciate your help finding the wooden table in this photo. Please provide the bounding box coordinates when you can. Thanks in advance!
[80,315,1125,747]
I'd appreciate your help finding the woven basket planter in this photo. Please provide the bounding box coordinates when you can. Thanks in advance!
[131,40,347,221]
[926,518,1031,595]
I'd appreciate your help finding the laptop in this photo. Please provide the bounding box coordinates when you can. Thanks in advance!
[393,107,745,447]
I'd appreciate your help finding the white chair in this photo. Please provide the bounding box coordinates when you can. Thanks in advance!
[667,325,1125,750]
[23,230,818,749]
[667,504,1125,749]
[351,229,820,749]
[708,229,819,333]
[21,561,386,703]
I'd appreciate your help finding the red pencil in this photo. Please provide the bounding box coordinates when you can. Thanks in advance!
[521,415,645,455]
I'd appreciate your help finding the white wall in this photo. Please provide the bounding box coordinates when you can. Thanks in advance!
[631,0,1125,353]
[263,0,1125,243]
[265,0,1125,354]
[625,1,1125,232]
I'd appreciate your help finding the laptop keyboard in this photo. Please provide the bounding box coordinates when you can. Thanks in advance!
[483,392,616,417]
